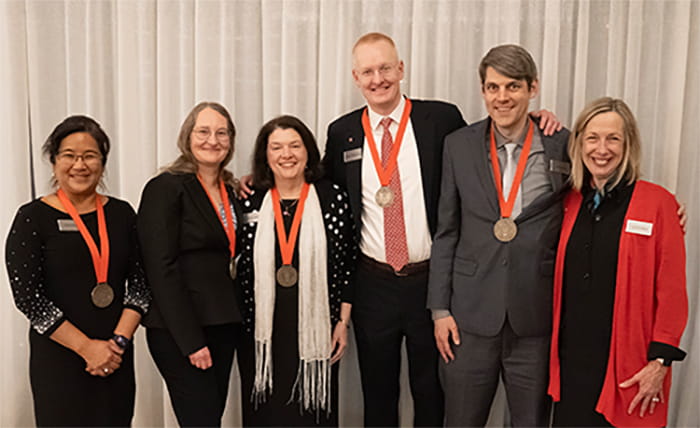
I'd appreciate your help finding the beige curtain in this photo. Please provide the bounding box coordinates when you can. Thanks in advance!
[1,0,697,426]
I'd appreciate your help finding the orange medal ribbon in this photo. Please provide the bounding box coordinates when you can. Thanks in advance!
[197,175,236,258]
[271,183,310,266]
[361,98,412,187]
[56,189,109,284]
[488,120,534,219]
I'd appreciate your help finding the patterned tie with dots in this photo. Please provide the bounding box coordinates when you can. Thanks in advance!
[380,117,409,272]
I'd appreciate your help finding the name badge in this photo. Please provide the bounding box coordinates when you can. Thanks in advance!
[343,148,362,163]
[549,159,571,175]
[625,219,653,236]
[243,211,259,224]
[57,219,79,232]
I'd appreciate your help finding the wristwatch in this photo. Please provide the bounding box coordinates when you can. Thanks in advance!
[112,334,131,350]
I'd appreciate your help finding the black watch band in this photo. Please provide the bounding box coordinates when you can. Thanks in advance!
[112,334,131,350]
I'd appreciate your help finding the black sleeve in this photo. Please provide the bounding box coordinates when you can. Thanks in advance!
[647,341,687,365]
[5,204,66,335]
[324,184,358,311]
[137,174,206,356]
[122,205,151,315]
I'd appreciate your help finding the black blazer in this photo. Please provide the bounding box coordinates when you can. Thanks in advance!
[322,99,466,240]
[137,172,242,356]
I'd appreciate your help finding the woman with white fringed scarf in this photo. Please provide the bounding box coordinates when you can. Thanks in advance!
[236,115,357,427]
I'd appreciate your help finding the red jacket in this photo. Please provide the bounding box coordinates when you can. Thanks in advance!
[548,180,687,427]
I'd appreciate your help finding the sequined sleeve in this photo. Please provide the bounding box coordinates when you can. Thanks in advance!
[122,211,151,315]
[5,205,65,335]
[324,184,358,322]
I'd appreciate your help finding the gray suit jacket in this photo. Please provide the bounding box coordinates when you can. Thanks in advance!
[427,117,570,337]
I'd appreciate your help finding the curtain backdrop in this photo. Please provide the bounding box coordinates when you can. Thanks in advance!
[1,0,698,426]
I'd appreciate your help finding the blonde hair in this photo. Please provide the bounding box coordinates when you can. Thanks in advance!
[162,102,236,185]
[568,97,641,191]
[352,32,396,54]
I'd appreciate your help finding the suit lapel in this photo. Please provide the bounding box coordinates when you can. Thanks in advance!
[183,176,228,245]
[343,112,365,229]
[411,101,437,216]
[472,119,500,214]
[542,134,566,192]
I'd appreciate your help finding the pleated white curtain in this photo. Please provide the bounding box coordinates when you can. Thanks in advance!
[1,0,698,426]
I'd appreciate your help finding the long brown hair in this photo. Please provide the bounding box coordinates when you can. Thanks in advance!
[162,101,237,185]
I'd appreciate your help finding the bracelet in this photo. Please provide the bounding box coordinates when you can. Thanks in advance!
[112,334,131,350]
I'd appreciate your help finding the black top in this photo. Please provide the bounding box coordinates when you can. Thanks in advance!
[560,182,635,365]
[5,197,150,337]
[236,179,357,333]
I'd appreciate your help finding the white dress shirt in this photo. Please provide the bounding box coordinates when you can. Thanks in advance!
[360,97,432,263]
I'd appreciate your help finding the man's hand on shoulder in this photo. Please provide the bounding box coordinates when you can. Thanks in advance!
[530,109,563,136]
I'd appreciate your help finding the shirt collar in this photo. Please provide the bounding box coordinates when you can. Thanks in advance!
[367,96,406,131]
[494,117,531,149]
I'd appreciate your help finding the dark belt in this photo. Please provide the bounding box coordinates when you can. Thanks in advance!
[359,253,430,277]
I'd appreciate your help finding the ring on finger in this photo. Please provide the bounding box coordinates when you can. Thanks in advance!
[652,397,660,403]
[103,368,109,374]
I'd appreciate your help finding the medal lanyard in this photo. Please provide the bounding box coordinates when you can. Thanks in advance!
[56,189,109,283]
[361,98,412,187]
[197,175,236,258]
[271,183,310,266]
[488,120,534,219]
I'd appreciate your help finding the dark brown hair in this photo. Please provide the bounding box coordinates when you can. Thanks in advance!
[251,115,323,190]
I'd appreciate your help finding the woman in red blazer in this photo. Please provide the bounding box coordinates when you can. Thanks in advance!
[548,97,688,427]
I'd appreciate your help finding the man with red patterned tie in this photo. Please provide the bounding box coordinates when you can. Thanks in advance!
[322,32,465,427]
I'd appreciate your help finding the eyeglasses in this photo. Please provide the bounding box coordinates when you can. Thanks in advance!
[357,64,399,80]
[192,127,231,143]
[56,150,103,166]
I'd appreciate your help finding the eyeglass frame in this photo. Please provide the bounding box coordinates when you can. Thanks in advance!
[356,63,401,81]
[191,127,232,143]
[55,150,104,166]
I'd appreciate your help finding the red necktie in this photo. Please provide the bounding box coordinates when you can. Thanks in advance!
[380,117,409,272]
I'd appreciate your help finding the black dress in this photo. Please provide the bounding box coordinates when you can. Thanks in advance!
[5,198,150,427]
[236,180,357,427]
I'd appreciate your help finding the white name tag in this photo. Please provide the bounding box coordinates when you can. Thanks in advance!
[57,219,78,232]
[244,211,259,224]
[625,219,653,236]
[343,148,362,163]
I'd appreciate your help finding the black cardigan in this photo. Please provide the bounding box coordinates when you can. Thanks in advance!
[236,179,357,333]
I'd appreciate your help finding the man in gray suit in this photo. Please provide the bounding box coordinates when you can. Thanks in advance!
[427,44,570,426]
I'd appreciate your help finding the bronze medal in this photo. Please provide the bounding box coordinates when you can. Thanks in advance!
[276,265,298,287]
[375,186,395,207]
[229,258,237,280]
[91,282,114,308]
[493,218,518,242]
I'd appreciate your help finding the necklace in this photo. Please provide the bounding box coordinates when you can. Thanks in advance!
[280,199,299,217]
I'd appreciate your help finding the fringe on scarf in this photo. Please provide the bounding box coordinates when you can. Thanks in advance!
[288,358,332,421]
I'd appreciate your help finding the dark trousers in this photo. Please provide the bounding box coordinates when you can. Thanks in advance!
[439,320,550,427]
[146,323,240,427]
[352,258,443,427]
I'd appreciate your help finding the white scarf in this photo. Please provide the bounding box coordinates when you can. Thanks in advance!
[252,184,332,415]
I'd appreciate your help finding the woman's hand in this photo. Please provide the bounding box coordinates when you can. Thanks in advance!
[619,360,669,417]
[330,320,349,364]
[79,339,123,377]
[189,346,213,370]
